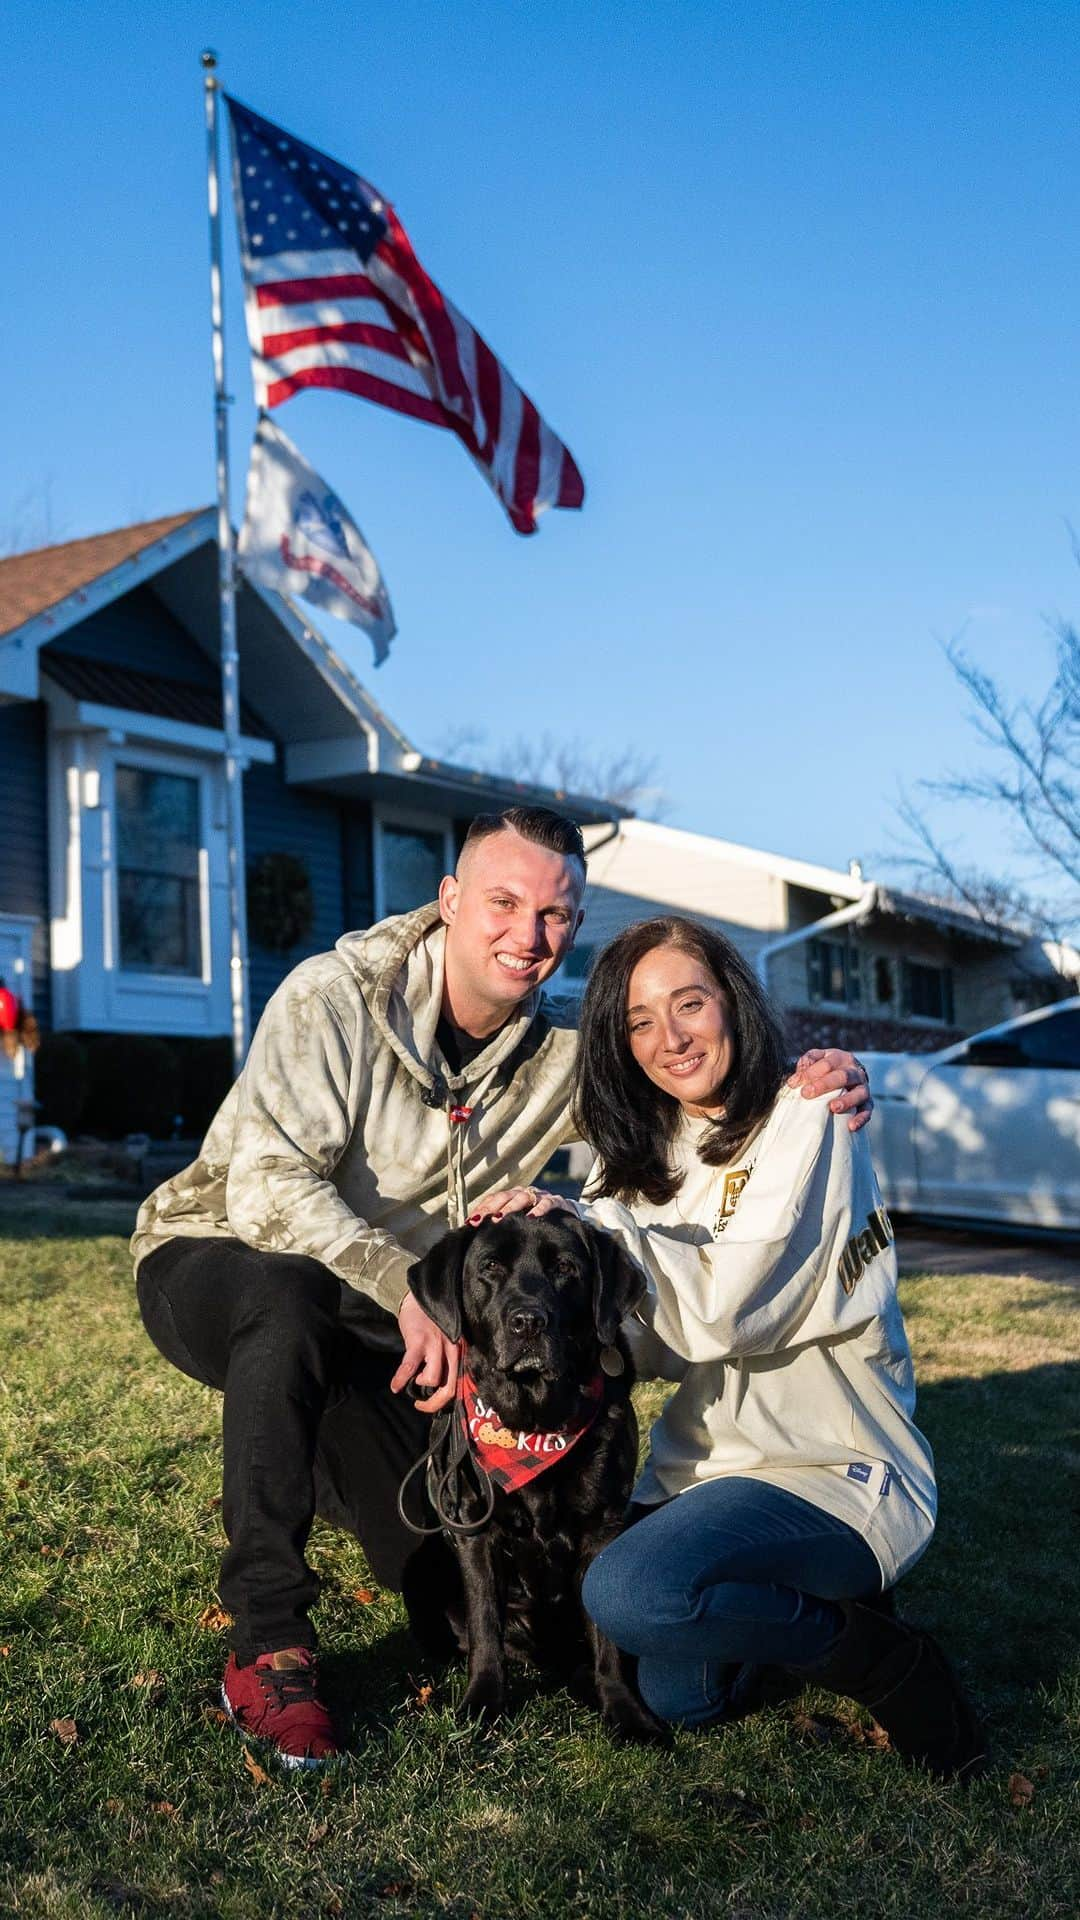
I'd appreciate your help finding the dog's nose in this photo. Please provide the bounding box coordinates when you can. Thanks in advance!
[508,1306,548,1337]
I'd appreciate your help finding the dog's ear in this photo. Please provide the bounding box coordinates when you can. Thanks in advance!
[406,1225,473,1343]
[588,1225,647,1347]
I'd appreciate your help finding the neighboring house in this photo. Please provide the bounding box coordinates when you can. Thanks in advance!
[570,819,1067,1054]
[0,510,621,1162]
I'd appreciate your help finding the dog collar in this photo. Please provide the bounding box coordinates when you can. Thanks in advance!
[458,1367,604,1493]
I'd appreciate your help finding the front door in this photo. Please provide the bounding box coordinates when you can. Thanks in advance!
[0,916,35,1168]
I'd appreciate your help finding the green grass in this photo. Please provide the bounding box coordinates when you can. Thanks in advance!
[0,1203,1077,1919]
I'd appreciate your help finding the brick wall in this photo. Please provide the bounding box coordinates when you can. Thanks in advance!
[784,1007,964,1057]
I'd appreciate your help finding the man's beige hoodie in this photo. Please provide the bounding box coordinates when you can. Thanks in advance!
[131,904,578,1316]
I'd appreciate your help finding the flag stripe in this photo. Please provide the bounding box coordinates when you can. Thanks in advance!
[259,338,437,398]
[261,321,419,364]
[265,364,447,421]
[255,273,380,307]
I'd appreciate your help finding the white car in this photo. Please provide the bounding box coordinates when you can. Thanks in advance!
[861,997,1080,1231]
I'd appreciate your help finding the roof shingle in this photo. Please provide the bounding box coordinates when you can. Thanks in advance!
[0,510,207,639]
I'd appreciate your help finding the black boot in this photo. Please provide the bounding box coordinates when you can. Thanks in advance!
[728,1587,898,1724]
[790,1600,986,1779]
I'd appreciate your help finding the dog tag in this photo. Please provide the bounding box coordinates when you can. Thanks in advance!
[599,1346,624,1378]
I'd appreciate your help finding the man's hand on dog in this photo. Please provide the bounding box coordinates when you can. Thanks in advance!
[393,1293,460,1413]
[788,1049,872,1129]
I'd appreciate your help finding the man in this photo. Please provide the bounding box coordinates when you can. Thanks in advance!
[133,806,870,1767]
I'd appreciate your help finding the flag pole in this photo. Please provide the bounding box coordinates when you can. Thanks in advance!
[201,49,249,1077]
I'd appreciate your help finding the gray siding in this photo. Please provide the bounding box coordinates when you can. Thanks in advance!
[47,586,218,685]
[0,701,50,1024]
[243,760,349,1021]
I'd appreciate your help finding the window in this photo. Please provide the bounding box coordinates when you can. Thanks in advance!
[1015,1008,1080,1069]
[115,765,201,975]
[967,1008,1080,1071]
[377,821,448,917]
[873,956,895,1005]
[807,937,862,1007]
[900,959,954,1024]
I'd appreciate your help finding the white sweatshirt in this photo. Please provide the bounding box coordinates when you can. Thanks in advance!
[582,1086,936,1588]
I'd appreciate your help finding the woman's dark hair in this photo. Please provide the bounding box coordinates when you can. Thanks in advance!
[572,917,788,1205]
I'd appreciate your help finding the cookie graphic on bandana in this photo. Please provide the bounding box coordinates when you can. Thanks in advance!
[478,1422,516,1449]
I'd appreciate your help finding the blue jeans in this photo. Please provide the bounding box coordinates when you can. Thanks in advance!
[582,1477,882,1727]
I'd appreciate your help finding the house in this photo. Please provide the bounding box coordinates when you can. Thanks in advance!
[0,510,621,1162]
[569,819,1065,1053]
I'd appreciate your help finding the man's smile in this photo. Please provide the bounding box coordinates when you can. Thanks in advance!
[495,952,541,974]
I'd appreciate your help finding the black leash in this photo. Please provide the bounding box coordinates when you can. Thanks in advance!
[397,1398,497,1540]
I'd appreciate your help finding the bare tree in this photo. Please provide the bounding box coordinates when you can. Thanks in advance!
[0,480,66,559]
[435,724,667,818]
[895,625,1079,990]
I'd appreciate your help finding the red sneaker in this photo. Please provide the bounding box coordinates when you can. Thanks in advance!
[221,1648,340,1769]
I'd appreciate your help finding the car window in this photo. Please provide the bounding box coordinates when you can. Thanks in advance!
[966,1009,1080,1070]
[1011,1009,1080,1070]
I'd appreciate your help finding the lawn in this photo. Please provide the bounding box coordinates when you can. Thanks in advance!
[0,1201,1077,1920]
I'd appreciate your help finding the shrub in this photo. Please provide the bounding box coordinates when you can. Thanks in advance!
[80,1034,182,1140]
[33,1033,89,1137]
[176,1035,234,1136]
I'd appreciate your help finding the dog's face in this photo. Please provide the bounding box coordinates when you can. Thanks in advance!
[408,1212,644,1385]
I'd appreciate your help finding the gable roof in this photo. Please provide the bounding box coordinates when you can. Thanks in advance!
[0,510,205,638]
[40,649,273,739]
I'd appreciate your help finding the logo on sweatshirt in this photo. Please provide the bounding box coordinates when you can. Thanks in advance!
[713,1166,752,1234]
[837,1206,894,1295]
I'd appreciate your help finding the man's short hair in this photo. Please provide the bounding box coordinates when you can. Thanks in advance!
[460,806,586,879]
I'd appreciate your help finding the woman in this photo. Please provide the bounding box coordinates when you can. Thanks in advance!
[476,917,983,1776]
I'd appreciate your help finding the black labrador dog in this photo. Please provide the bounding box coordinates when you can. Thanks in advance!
[402,1210,663,1741]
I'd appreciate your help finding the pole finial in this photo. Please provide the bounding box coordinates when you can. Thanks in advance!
[200,48,218,72]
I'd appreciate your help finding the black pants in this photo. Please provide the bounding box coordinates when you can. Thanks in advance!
[136,1236,439,1661]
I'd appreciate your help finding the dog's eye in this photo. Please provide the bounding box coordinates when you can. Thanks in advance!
[477,1260,506,1284]
[553,1257,581,1281]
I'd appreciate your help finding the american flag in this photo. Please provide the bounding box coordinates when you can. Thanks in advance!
[224,96,585,536]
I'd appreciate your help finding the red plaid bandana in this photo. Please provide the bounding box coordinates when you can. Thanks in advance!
[458,1366,605,1493]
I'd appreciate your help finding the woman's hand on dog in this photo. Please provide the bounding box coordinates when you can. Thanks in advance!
[392,1293,460,1413]
[467,1187,578,1224]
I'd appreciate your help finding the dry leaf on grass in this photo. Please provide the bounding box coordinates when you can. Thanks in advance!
[789,1709,836,1745]
[306,1820,330,1849]
[49,1717,79,1745]
[243,1748,271,1786]
[150,1800,178,1817]
[202,1704,229,1727]
[353,1587,376,1605]
[0,1646,10,1658]
[129,1670,165,1703]
[197,1603,233,1632]
[1009,1772,1036,1809]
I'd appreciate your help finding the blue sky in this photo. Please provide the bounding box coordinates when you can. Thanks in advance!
[8,2,1078,895]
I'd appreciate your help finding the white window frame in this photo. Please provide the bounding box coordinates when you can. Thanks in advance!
[104,745,213,992]
[46,719,244,1036]
[372,804,454,923]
